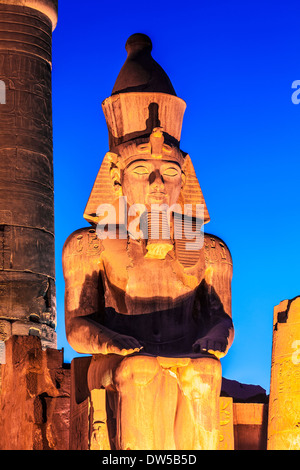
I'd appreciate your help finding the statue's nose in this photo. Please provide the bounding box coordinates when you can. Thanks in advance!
[149,169,164,187]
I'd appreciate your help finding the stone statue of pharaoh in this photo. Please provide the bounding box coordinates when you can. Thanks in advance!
[63,34,234,450]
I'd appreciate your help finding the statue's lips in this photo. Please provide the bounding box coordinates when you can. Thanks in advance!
[149,192,167,199]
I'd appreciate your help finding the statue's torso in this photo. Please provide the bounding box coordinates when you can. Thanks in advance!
[99,236,205,355]
[64,227,232,356]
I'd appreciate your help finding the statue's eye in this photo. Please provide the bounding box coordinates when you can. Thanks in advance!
[163,168,179,177]
[133,166,150,175]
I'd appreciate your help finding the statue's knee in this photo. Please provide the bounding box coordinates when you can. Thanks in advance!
[113,355,160,388]
[178,358,222,400]
[190,357,222,382]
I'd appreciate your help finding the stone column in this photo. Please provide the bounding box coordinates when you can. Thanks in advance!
[268,296,300,449]
[0,0,58,348]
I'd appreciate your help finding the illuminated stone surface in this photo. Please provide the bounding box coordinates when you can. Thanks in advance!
[63,34,234,450]
[69,357,269,450]
[0,0,58,348]
[268,297,300,449]
[0,3,283,451]
[234,403,268,450]
[0,335,70,450]
[218,397,234,450]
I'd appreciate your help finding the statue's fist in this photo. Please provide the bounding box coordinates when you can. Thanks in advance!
[192,336,228,359]
[106,334,143,356]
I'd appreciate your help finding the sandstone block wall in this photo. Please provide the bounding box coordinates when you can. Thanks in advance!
[0,335,70,450]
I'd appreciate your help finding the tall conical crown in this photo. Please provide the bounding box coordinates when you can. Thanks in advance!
[102,33,186,150]
[111,33,176,96]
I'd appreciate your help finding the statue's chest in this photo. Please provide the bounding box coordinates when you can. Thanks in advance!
[100,240,204,314]
[127,256,193,299]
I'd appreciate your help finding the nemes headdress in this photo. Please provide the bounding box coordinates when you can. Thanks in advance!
[84,33,210,225]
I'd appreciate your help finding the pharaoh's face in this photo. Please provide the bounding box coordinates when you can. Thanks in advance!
[121,158,183,207]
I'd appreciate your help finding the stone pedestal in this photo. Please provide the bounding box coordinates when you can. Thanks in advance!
[268,297,300,449]
[0,0,58,347]
[233,403,268,450]
[69,356,91,451]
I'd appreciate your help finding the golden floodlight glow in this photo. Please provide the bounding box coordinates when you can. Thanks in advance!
[268,297,300,450]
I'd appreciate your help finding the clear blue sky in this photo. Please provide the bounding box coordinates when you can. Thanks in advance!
[52,0,300,394]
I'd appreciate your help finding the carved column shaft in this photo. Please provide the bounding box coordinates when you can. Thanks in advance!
[0,1,58,347]
[268,297,300,449]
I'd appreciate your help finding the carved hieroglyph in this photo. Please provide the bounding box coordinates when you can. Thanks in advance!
[0,0,58,347]
[63,33,234,450]
[268,297,300,449]
[218,397,234,450]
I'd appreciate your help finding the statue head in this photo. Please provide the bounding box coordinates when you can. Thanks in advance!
[109,128,186,208]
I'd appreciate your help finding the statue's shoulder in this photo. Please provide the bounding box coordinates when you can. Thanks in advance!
[204,232,232,267]
[63,226,104,259]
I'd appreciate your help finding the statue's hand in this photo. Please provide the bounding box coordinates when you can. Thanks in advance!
[105,333,143,356]
[192,336,228,359]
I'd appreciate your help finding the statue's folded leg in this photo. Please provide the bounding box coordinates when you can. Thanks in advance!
[113,355,166,450]
[175,357,222,450]
[88,354,168,450]
[87,354,222,450]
